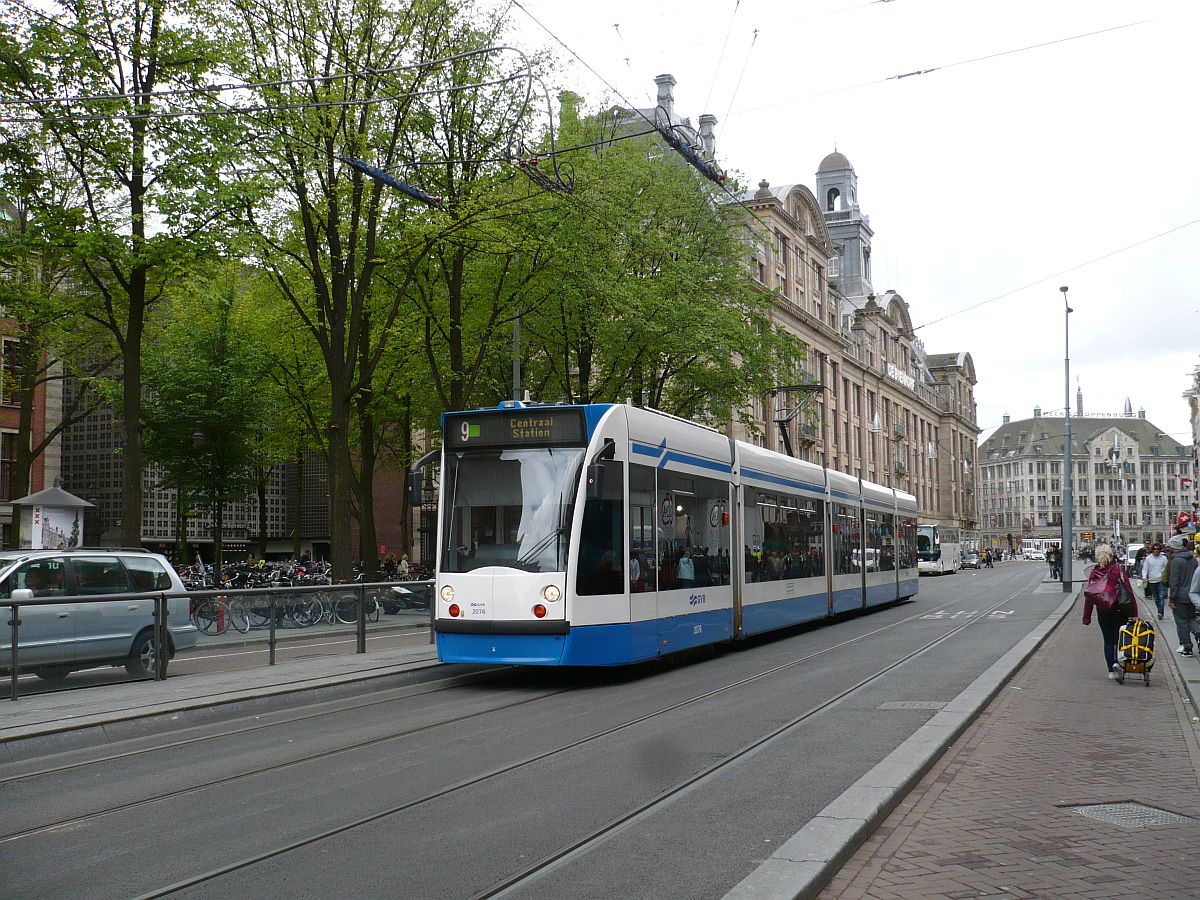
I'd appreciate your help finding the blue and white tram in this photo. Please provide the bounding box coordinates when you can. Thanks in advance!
[434,403,918,666]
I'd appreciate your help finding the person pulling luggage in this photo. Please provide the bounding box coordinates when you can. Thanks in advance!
[1082,543,1137,679]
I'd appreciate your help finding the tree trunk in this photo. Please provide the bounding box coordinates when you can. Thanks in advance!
[257,468,269,559]
[122,143,148,549]
[213,499,224,583]
[175,480,188,566]
[356,400,379,579]
[447,249,466,410]
[11,344,35,548]
[292,447,302,559]
[328,403,353,579]
[399,396,413,558]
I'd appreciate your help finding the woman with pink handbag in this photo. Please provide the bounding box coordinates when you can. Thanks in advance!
[1082,544,1137,680]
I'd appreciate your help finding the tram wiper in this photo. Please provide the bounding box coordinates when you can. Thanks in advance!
[517,491,566,571]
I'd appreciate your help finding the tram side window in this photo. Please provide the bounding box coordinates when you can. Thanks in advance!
[899,518,917,569]
[577,461,625,596]
[743,487,824,582]
[630,465,657,592]
[832,504,860,577]
[863,511,881,572]
[657,470,731,591]
[879,513,896,571]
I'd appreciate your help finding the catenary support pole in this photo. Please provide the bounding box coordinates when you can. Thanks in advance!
[1062,286,1073,592]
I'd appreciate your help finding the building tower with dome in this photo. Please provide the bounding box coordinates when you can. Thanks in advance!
[732,137,981,539]
[815,150,875,313]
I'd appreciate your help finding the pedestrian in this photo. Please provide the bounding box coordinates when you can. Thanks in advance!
[1165,534,1199,656]
[984,548,994,568]
[1081,543,1137,679]
[1140,542,1169,620]
[1047,545,1061,580]
[1188,558,1200,639]
[398,553,411,578]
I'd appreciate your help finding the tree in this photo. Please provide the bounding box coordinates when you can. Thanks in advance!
[225,0,535,577]
[515,106,806,426]
[0,0,241,547]
[143,266,274,577]
[0,132,115,542]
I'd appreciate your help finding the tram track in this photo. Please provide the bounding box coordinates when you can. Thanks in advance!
[477,581,1037,898]
[1,590,969,789]
[0,666,510,786]
[96,584,1032,899]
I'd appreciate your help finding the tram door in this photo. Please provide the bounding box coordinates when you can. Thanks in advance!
[628,465,658,660]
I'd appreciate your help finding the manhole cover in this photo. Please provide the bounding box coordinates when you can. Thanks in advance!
[1066,802,1193,828]
[877,701,947,710]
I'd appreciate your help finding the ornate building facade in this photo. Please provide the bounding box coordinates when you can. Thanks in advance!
[978,397,1194,552]
[732,151,980,536]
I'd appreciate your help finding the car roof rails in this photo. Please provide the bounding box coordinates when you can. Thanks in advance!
[70,547,155,553]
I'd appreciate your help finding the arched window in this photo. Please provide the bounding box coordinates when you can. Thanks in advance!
[826,187,840,211]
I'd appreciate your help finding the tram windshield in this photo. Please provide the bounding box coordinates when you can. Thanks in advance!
[441,448,584,573]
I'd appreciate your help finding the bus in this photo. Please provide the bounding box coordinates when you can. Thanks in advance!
[917,524,961,575]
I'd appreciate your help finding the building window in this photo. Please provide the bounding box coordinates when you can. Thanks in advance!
[0,432,15,502]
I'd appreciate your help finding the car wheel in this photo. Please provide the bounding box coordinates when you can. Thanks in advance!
[125,629,158,677]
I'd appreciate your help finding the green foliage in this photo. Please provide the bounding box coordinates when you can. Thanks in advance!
[507,107,807,427]
[143,265,274,511]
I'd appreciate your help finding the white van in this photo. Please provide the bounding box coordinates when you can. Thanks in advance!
[0,549,197,681]
[1124,543,1145,576]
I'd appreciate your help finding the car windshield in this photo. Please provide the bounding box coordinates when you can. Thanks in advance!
[441,448,584,573]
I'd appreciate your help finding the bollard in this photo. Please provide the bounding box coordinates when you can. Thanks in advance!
[268,597,277,666]
[356,583,366,654]
[8,603,19,701]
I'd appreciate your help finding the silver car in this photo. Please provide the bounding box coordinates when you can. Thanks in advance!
[0,549,197,681]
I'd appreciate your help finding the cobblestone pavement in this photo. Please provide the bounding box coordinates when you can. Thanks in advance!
[821,597,1200,899]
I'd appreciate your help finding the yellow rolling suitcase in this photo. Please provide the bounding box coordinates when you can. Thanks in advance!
[1115,618,1155,685]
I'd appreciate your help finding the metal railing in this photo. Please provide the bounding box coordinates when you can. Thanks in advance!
[4,579,434,701]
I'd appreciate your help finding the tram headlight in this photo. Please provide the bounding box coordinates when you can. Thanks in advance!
[542,584,561,603]
[440,585,455,602]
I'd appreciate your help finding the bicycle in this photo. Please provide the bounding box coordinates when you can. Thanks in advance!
[191,597,250,635]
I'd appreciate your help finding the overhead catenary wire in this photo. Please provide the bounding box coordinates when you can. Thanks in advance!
[719,27,758,130]
[730,16,1156,118]
[913,216,1200,331]
[0,47,522,108]
[510,0,777,237]
[703,0,741,113]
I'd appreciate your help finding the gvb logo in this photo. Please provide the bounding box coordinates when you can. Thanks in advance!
[688,593,706,606]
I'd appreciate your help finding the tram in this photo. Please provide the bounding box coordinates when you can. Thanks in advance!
[434,403,918,666]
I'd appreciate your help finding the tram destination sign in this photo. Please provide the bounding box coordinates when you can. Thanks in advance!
[445,408,586,450]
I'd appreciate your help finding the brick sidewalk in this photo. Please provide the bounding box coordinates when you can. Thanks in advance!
[821,597,1200,899]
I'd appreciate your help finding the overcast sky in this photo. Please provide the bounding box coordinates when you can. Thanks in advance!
[509,0,1199,444]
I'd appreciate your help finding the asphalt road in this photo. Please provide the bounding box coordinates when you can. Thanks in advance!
[0,562,1057,899]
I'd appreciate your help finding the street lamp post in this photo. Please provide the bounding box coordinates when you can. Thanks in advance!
[1061,286,1073,592]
